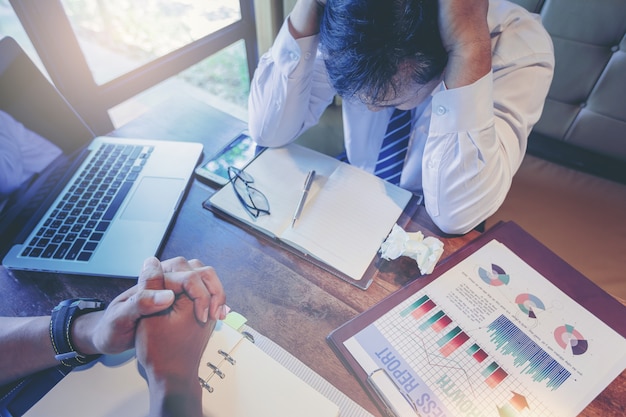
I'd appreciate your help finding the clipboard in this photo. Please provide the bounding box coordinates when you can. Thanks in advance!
[327,221,626,417]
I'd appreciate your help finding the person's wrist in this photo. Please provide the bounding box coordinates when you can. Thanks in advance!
[50,298,105,367]
[444,39,491,89]
[146,371,203,417]
[70,311,103,356]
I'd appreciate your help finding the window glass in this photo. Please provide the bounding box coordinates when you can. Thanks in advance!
[0,2,49,78]
[61,0,241,85]
[109,40,250,128]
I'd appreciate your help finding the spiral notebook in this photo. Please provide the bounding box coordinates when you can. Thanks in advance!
[23,321,340,417]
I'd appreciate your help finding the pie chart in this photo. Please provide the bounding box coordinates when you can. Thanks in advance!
[554,325,588,355]
[478,263,510,286]
[515,293,545,318]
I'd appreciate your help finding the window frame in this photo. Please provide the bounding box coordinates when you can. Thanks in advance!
[9,0,258,135]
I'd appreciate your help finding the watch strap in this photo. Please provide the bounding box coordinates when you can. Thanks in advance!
[49,298,105,368]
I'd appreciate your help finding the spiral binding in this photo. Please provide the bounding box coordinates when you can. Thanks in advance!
[198,331,255,393]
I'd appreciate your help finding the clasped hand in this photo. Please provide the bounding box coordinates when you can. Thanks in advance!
[74,256,226,417]
[87,256,226,357]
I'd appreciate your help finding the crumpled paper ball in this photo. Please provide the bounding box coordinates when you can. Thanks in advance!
[379,224,444,275]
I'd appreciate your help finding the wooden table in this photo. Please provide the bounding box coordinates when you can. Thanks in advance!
[1,97,623,416]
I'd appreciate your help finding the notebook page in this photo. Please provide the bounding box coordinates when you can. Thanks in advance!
[208,145,339,238]
[209,144,412,281]
[201,323,340,417]
[23,322,339,417]
[281,162,411,281]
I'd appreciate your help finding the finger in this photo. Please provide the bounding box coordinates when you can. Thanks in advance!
[129,289,176,317]
[139,256,166,291]
[188,258,205,269]
[160,257,193,295]
[177,267,223,323]
[183,269,212,323]
[187,261,225,320]
[219,304,230,321]
[160,256,192,273]
[160,257,226,323]
[194,266,227,321]
[160,269,210,322]
[110,284,139,305]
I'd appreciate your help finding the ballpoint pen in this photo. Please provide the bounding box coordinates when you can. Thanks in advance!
[291,170,316,227]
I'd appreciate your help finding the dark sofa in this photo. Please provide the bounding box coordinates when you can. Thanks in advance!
[486,0,626,300]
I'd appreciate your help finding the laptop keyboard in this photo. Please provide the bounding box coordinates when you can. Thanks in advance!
[20,143,153,262]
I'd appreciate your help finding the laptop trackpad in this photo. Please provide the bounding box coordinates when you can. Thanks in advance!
[121,177,184,222]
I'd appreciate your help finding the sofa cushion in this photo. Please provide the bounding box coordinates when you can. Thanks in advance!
[508,0,626,183]
[486,155,626,300]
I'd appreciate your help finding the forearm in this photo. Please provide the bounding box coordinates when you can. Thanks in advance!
[0,312,103,386]
[443,39,492,89]
[0,317,57,385]
[146,375,203,417]
[439,0,491,90]
[423,131,511,235]
[288,0,324,38]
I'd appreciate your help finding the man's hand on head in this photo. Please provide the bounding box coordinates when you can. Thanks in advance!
[438,0,491,88]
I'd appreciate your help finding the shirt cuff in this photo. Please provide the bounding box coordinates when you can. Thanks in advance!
[271,17,320,79]
[429,71,494,134]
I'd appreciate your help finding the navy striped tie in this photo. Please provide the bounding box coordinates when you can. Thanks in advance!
[374,108,412,185]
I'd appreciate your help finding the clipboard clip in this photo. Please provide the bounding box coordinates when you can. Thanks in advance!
[367,369,420,417]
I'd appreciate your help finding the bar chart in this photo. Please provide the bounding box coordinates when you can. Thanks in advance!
[372,292,559,416]
[487,315,571,390]
[346,239,626,417]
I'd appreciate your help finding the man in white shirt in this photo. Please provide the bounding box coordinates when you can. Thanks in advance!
[248,0,554,234]
[0,110,62,197]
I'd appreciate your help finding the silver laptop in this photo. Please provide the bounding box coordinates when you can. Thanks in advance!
[2,136,202,278]
[0,36,203,278]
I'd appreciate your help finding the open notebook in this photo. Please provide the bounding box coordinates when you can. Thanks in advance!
[23,321,339,417]
[206,144,413,289]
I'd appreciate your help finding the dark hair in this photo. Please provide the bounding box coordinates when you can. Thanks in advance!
[319,0,447,104]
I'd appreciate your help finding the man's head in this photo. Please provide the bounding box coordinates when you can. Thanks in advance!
[320,0,447,110]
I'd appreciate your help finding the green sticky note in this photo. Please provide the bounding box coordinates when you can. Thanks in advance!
[223,311,247,331]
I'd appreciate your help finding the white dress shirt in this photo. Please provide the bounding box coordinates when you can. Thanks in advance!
[248,0,554,234]
[0,110,62,196]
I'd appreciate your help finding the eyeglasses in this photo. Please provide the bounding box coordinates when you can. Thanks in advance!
[227,166,270,219]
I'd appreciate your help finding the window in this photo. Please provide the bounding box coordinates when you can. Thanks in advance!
[0,1,45,74]
[6,0,257,133]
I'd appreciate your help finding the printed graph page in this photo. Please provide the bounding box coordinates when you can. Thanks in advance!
[344,240,626,417]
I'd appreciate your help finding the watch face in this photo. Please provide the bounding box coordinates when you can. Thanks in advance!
[72,298,106,311]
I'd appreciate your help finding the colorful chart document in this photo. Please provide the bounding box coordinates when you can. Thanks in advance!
[342,239,626,417]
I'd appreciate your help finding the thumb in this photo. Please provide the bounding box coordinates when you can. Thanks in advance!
[132,289,175,316]
[139,256,165,291]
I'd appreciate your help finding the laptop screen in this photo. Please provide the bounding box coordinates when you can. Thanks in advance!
[0,36,94,155]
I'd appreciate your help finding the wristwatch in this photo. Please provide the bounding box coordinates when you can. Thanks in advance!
[49,298,106,368]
